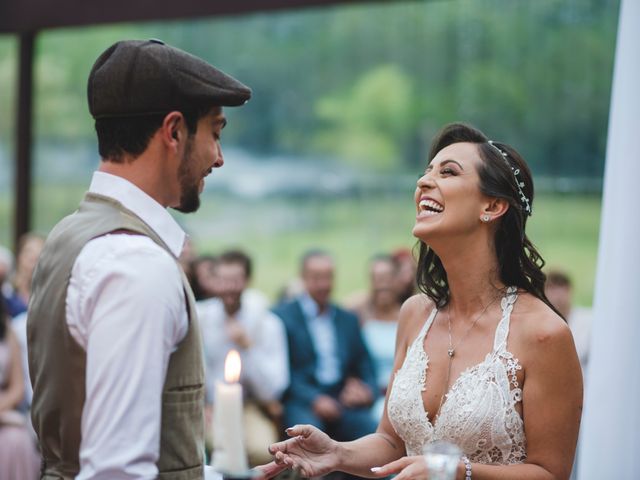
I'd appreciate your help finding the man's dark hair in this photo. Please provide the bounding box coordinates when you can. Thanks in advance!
[300,249,332,274]
[219,249,253,280]
[95,103,214,162]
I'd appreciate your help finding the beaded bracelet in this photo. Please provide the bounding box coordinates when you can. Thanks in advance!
[461,455,472,479]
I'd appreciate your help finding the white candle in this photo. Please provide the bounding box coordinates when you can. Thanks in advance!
[212,350,249,475]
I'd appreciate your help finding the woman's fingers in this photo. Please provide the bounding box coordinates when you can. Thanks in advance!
[373,457,429,480]
[269,435,297,454]
[370,456,415,476]
[285,424,315,439]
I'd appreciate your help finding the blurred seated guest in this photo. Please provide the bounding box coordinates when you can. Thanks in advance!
[545,269,592,374]
[198,250,289,466]
[10,311,32,411]
[391,247,417,303]
[352,255,401,420]
[273,250,378,442]
[0,300,40,480]
[13,233,45,307]
[189,254,219,301]
[0,246,27,317]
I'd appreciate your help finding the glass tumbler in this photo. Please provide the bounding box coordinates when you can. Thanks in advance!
[422,440,462,480]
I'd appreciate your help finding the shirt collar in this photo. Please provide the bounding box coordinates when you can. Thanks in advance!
[299,292,333,319]
[89,171,186,257]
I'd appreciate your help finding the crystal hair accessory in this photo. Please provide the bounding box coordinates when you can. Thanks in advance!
[487,140,532,216]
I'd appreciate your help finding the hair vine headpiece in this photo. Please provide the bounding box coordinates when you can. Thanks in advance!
[487,140,532,216]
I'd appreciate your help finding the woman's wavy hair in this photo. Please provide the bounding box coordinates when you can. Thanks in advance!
[415,122,558,314]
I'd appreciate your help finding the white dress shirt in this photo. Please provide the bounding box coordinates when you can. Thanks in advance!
[197,295,289,405]
[66,172,189,480]
[298,294,341,386]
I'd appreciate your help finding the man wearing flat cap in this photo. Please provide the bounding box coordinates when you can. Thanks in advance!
[27,39,251,480]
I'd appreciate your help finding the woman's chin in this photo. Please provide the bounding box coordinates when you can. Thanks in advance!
[412,222,437,241]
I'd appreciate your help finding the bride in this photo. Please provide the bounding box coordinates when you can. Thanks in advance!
[265,123,583,479]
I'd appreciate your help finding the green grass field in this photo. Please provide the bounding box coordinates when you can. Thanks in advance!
[0,184,600,307]
[185,191,601,307]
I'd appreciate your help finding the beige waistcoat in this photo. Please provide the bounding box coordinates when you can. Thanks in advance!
[28,192,205,480]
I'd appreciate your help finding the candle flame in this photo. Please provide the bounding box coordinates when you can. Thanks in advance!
[224,350,241,383]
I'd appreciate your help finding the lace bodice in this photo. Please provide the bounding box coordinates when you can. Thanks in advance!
[387,287,526,464]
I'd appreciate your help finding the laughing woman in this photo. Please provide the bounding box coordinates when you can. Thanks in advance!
[268,123,583,480]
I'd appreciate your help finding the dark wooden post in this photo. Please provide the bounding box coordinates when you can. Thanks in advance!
[15,31,35,252]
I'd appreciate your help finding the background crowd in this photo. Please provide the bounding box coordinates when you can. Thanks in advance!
[0,231,591,478]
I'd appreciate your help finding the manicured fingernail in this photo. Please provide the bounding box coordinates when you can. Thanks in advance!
[371,467,382,472]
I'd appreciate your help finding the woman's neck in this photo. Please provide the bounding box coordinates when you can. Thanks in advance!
[435,235,504,317]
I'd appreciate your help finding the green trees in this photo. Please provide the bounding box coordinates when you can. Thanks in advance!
[0,0,619,178]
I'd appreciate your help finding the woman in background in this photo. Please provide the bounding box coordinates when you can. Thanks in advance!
[0,299,40,480]
[354,255,402,421]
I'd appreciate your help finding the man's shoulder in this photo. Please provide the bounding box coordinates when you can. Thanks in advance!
[75,234,179,285]
[332,303,359,323]
[272,298,298,314]
[85,233,172,260]
[271,299,302,323]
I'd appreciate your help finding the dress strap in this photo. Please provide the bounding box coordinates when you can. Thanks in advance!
[421,305,439,339]
[492,286,518,353]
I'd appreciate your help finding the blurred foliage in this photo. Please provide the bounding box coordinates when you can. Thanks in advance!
[314,65,417,170]
[0,0,619,176]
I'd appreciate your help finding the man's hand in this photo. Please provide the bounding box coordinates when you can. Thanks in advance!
[312,394,342,421]
[253,461,288,480]
[339,377,373,408]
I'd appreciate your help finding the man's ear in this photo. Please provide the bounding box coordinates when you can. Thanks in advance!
[161,111,185,148]
[482,197,510,220]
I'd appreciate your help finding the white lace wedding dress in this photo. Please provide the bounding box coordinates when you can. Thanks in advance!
[387,286,527,464]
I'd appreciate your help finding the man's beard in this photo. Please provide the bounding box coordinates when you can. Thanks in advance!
[174,138,201,213]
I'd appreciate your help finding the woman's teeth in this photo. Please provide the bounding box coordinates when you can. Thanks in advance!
[419,199,444,215]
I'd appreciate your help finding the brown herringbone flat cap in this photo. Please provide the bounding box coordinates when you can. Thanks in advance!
[88,39,251,119]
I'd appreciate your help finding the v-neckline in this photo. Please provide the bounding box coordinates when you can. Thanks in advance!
[418,292,513,427]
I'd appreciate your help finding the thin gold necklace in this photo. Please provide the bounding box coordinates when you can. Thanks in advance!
[437,293,501,415]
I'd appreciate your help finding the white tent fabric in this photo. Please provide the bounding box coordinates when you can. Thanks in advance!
[577,0,640,478]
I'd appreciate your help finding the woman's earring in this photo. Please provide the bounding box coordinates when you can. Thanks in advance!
[482,215,490,222]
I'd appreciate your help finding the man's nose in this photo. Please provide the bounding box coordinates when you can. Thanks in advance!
[214,143,224,168]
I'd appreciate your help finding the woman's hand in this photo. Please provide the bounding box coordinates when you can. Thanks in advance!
[268,424,340,477]
[371,455,444,480]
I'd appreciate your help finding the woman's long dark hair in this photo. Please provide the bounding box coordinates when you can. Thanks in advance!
[416,122,558,315]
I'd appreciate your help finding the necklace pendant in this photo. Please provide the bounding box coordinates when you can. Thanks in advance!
[447,348,455,358]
